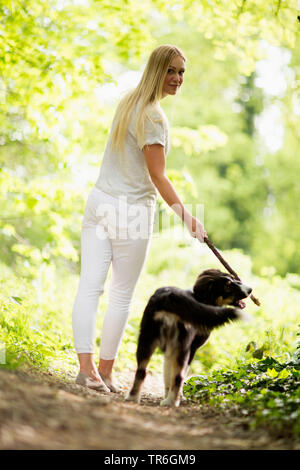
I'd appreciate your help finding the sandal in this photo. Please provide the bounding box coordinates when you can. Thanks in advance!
[75,372,110,392]
[99,372,121,394]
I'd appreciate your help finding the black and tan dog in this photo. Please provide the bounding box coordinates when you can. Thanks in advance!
[126,269,252,407]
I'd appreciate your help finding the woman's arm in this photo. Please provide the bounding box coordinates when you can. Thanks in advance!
[143,143,207,241]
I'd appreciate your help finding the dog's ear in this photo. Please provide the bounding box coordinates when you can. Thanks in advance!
[193,276,214,302]
[193,270,230,303]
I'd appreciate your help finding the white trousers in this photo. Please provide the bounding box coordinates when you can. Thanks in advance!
[72,187,155,360]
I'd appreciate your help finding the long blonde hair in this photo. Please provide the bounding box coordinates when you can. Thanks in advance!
[110,44,186,153]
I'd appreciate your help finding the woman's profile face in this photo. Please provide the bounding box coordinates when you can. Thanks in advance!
[162,55,185,98]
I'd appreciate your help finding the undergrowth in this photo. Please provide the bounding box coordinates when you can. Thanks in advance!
[184,336,300,436]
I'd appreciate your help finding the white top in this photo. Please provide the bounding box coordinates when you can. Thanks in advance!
[95,102,170,206]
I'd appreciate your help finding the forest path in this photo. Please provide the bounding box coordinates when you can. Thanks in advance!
[0,368,297,450]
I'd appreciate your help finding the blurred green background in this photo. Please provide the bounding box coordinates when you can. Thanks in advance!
[1,0,300,376]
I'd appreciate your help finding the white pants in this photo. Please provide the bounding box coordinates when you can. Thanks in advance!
[72,187,155,360]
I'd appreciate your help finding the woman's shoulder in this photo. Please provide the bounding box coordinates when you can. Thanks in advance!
[145,102,167,124]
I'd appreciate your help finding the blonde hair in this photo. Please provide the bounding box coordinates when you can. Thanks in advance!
[110,44,186,153]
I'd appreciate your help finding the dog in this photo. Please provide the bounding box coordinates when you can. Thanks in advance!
[126,269,252,407]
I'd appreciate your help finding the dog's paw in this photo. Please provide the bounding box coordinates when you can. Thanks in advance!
[125,391,140,403]
[160,398,172,407]
[160,397,180,407]
[235,308,253,323]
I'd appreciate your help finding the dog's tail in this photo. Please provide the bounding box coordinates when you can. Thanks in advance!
[147,287,251,333]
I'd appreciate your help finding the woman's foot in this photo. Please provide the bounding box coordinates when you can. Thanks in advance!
[98,358,121,393]
[98,372,121,393]
[76,353,110,392]
[75,371,110,392]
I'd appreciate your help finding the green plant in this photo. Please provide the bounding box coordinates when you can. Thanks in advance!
[184,342,300,436]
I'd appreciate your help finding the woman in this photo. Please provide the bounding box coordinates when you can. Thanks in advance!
[72,44,207,392]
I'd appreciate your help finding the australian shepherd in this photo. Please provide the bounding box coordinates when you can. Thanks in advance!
[126,269,252,407]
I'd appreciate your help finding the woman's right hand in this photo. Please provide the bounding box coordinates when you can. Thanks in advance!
[184,213,207,242]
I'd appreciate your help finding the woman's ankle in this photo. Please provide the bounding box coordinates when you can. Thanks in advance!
[99,371,113,382]
[98,358,114,379]
[78,353,99,377]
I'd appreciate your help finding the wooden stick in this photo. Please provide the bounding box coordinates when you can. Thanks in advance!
[204,236,261,306]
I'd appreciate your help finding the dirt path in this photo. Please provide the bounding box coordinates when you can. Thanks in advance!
[0,367,298,450]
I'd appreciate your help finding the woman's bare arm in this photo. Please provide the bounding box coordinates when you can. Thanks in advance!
[143,143,207,241]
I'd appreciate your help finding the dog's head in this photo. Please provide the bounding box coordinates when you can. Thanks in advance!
[193,269,252,308]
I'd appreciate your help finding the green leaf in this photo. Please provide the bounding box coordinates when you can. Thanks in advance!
[278,369,290,380]
[9,296,23,305]
[266,368,278,378]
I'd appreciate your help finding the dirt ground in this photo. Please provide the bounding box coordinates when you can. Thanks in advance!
[0,367,298,450]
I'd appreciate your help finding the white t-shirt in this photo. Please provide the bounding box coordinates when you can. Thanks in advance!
[95,102,170,206]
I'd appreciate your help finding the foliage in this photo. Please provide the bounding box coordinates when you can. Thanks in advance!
[184,353,300,436]
[1,239,300,375]
[1,0,300,438]
[249,35,300,275]
[0,262,78,372]
[1,0,300,277]
[1,234,300,436]
[159,24,300,271]
[0,0,159,272]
